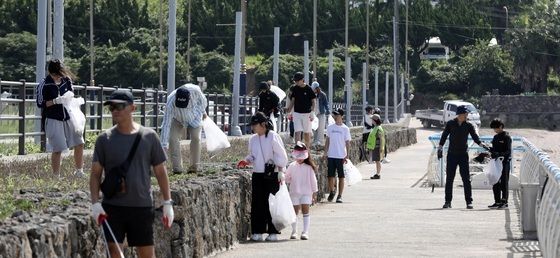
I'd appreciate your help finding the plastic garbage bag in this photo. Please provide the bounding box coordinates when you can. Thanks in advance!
[344,159,362,185]
[269,113,278,132]
[269,85,286,102]
[61,91,85,134]
[327,114,335,126]
[484,156,504,185]
[311,113,319,130]
[268,184,297,231]
[202,117,231,152]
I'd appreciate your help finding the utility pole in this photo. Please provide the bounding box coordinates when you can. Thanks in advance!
[158,0,163,89]
[89,0,94,86]
[186,0,192,82]
[240,0,247,95]
[312,0,317,80]
[47,0,52,60]
[366,0,370,83]
[167,0,177,93]
[53,0,64,60]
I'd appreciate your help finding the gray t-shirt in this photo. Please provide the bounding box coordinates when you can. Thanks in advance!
[93,126,167,207]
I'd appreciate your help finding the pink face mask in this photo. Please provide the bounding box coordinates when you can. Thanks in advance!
[291,150,309,160]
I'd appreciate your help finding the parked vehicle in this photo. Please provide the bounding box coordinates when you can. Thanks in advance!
[415,100,481,128]
[420,37,450,60]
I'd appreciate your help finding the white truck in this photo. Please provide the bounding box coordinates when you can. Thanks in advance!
[415,100,481,128]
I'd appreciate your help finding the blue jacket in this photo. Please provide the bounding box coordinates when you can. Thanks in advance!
[36,75,73,121]
[316,91,330,115]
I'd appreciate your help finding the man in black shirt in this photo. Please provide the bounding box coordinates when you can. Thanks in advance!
[257,81,280,118]
[487,118,512,209]
[438,105,487,209]
[286,72,316,148]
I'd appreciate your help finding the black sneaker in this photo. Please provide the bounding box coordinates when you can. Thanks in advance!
[336,196,343,203]
[488,203,501,209]
[371,174,380,179]
[498,203,508,209]
[327,191,335,202]
[466,203,474,209]
[442,202,452,209]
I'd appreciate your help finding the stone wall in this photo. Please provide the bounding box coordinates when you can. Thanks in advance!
[0,126,416,258]
[480,95,560,130]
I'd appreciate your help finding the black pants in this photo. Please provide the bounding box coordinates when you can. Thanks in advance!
[251,172,280,234]
[492,160,510,203]
[445,153,472,204]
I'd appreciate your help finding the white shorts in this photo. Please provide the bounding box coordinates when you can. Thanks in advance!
[45,118,85,152]
[292,112,312,133]
[290,193,313,205]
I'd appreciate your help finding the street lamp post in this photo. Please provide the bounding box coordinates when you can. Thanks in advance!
[503,6,508,31]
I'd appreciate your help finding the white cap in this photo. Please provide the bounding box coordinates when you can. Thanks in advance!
[311,81,320,90]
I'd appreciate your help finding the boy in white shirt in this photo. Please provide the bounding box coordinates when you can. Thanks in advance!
[324,108,351,203]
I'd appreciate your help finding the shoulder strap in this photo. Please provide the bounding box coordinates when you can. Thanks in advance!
[123,128,143,172]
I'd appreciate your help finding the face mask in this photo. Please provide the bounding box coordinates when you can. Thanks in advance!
[291,150,308,160]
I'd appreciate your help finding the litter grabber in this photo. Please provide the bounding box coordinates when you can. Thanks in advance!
[99,215,125,258]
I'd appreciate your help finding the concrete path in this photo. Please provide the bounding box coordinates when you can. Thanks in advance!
[213,122,541,258]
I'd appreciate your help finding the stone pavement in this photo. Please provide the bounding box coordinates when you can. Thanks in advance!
[213,123,541,258]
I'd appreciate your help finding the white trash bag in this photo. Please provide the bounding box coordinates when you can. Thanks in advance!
[269,85,286,101]
[344,159,362,185]
[268,184,297,231]
[269,113,278,132]
[484,157,504,185]
[61,91,85,134]
[311,114,319,130]
[202,117,231,152]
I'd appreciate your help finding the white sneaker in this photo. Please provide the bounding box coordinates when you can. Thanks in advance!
[382,158,391,164]
[290,232,298,239]
[73,169,86,178]
[265,233,278,241]
[250,234,263,241]
[300,232,309,240]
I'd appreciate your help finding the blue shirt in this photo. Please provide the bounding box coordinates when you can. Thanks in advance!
[160,84,207,148]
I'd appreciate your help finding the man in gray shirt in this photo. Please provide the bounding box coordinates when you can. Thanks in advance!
[89,90,173,258]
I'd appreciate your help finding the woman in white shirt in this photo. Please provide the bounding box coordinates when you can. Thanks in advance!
[237,112,288,242]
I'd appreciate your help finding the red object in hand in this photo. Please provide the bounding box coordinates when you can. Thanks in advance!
[98,214,107,225]
[237,160,249,169]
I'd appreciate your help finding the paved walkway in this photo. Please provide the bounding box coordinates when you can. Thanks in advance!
[214,123,541,258]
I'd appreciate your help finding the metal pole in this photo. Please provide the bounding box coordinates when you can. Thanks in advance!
[231,12,243,136]
[47,0,52,60]
[374,66,379,108]
[304,40,309,84]
[53,0,64,60]
[344,0,349,64]
[35,0,48,143]
[89,0,95,86]
[241,0,247,65]
[365,0,370,84]
[345,57,352,127]
[362,62,367,116]
[401,73,405,117]
[393,16,398,122]
[503,6,508,31]
[385,72,389,124]
[167,0,177,93]
[273,27,280,86]
[405,0,409,88]
[312,0,317,80]
[186,0,192,81]
[328,50,333,106]
[158,0,163,89]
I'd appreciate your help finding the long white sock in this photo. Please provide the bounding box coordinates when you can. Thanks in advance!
[291,221,297,234]
[302,213,310,233]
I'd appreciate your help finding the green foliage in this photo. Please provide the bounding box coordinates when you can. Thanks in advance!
[0,32,36,82]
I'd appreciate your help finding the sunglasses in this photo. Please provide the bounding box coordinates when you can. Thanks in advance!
[108,103,129,112]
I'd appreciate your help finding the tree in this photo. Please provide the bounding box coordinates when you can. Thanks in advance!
[0,32,36,81]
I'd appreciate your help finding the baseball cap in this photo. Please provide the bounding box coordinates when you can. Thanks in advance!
[258,81,270,91]
[250,112,268,125]
[332,108,345,116]
[292,72,304,82]
[103,90,134,105]
[175,87,190,108]
[372,114,381,122]
[456,105,469,115]
[311,81,320,90]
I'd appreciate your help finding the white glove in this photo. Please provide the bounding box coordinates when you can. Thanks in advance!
[53,94,72,105]
[277,171,285,183]
[309,112,315,121]
[91,203,107,225]
[162,200,174,229]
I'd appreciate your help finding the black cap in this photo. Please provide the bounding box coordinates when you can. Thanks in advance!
[250,112,268,125]
[258,81,269,91]
[332,108,345,116]
[175,87,190,108]
[292,72,304,82]
[103,90,134,105]
[456,105,469,115]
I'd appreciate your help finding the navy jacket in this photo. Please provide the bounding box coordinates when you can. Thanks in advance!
[316,91,330,115]
[439,118,481,155]
[490,131,512,160]
[36,75,73,121]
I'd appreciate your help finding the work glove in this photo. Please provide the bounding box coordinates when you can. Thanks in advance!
[437,148,443,160]
[162,200,174,229]
[277,171,285,184]
[53,92,73,105]
[237,160,250,169]
[91,203,107,225]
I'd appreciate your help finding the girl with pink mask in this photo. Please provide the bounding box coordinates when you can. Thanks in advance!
[285,141,318,240]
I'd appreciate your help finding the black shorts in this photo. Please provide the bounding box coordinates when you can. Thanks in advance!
[328,158,345,178]
[362,132,370,143]
[101,204,155,246]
